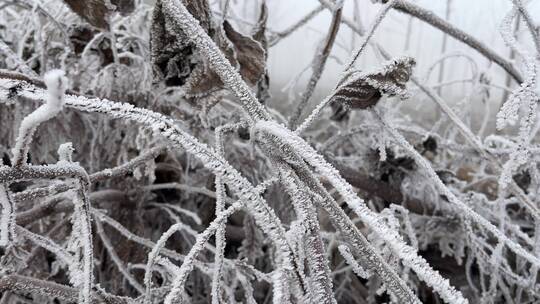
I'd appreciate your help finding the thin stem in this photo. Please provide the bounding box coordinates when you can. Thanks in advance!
[288,2,343,129]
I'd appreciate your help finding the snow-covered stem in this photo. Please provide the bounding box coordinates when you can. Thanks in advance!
[288,2,342,129]
[272,269,291,304]
[211,123,243,303]
[144,222,197,304]
[278,167,336,304]
[256,120,467,304]
[393,0,523,82]
[71,181,94,304]
[0,274,133,304]
[11,69,67,167]
[15,225,74,266]
[496,6,539,193]
[0,163,89,184]
[11,146,165,203]
[343,0,396,73]
[511,0,540,57]
[338,245,371,280]
[375,112,540,267]
[94,206,269,283]
[1,79,300,290]
[0,184,14,246]
[95,220,145,294]
[163,202,243,304]
[89,146,165,182]
[159,0,270,123]
[17,222,97,303]
[1,80,305,300]
[318,0,365,36]
[94,210,189,262]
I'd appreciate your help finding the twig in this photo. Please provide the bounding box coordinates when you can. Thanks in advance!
[288,2,343,129]
[393,0,523,82]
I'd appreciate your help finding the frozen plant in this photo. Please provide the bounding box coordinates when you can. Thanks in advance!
[0,0,539,303]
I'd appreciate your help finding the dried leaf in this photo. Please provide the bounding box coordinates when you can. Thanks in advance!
[112,0,136,15]
[151,0,222,95]
[331,56,415,120]
[63,0,135,30]
[223,21,266,86]
[63,0,112,29]
[151,0,265,98]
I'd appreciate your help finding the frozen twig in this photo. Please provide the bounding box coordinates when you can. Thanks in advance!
[0,185,14,246]
[288,1,343,129]
[393,0,523,82]
[343,0,396,73]
[511,0,540,57]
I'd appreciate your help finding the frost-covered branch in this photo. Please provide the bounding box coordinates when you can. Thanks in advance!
[393,0,523,82]
[288,1,342,129]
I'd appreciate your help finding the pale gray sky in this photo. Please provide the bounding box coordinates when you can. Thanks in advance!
[232,0,540,98]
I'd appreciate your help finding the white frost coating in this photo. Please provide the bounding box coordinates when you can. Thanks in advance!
[374,117,540,265]
[272,269,291,304]
[338,245,371,279]
[256,120,468,304]
[58,142,75,162]
[164,202,243,304]
[495,6,540,190]
[69,190,94,304]
[52,93,297,301]
[277,167,336,304]
[95,220,145,293]
[5,82,298,291]
[0,184,13,246]
[144,222,192,304]
[12,69,68,166]
[211,124,238,304]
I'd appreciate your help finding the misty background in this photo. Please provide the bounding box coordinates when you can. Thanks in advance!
[221,0,540,126]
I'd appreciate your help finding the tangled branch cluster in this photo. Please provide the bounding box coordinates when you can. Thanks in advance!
[0,0,539,303]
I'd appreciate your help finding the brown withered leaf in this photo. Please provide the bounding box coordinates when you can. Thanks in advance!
[330,56,415,121]
[223,21,266,86]
[151,0,265,99]
[63,0,134,30]
[112,0,136,15]
[151,0,222,95]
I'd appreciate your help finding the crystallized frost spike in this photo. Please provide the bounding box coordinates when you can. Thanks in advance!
[12,70,68,167]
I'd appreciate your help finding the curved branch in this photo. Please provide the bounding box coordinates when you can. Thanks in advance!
[393,0,523,83]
